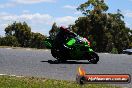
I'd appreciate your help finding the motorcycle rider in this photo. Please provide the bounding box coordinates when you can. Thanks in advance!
[53,26,76,47]
[52,26,77,59]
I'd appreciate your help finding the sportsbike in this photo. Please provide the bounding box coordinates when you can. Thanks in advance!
[44,30,99,64]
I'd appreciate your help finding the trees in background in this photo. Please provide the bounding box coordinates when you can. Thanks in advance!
[30,32,46,49]
[0,0,131,53]
[0,35,19,47]
[70,0,131,53]
[129,30,132,48]
[5,22,31,47]
[0,22,46,49]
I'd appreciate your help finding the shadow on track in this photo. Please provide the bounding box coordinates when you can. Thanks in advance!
[40,60,91,64]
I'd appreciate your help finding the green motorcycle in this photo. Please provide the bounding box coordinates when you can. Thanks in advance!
[44,28,99,64]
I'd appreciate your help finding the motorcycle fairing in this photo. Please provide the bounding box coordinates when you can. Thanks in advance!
[66,38,76,46]
[44,38,52,49]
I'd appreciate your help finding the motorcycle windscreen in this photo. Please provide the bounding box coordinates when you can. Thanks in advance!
[66,38,76,46]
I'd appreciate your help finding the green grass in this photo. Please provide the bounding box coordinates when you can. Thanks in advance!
[0,75,121,88]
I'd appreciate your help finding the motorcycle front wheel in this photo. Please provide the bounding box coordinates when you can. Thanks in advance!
[85,52,99,64]
[51,49,67,62]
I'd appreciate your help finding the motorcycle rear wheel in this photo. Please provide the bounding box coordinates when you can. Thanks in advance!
[51,49,59,59]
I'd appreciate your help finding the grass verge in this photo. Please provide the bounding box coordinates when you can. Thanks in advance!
[0,75,121,88]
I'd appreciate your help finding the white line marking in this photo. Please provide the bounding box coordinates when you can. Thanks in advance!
[6,48,12,49]
[0,74,7,76]
[44,49,49,51]
[104,53,109,54]
[26,49,31,50]
[15,76,24,78]
[0,74,24,78]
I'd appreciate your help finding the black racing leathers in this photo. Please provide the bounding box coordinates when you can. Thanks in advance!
[52,29,76,58]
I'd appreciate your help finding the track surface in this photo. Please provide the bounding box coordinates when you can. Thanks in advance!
[0,48,132,87]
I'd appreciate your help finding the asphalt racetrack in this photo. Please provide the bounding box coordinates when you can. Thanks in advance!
[0,48,131,87]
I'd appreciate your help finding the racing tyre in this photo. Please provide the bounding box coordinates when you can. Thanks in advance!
[85,52,99,64]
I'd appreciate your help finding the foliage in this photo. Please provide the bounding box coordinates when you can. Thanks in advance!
[0,0,132,52]
[30,32,46,49]
[1,22,47,49]
[111,48,118,54]
[0,35,20,47]
[5,22,31,47]
[70,0,131,53]
[77,0,108,16]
